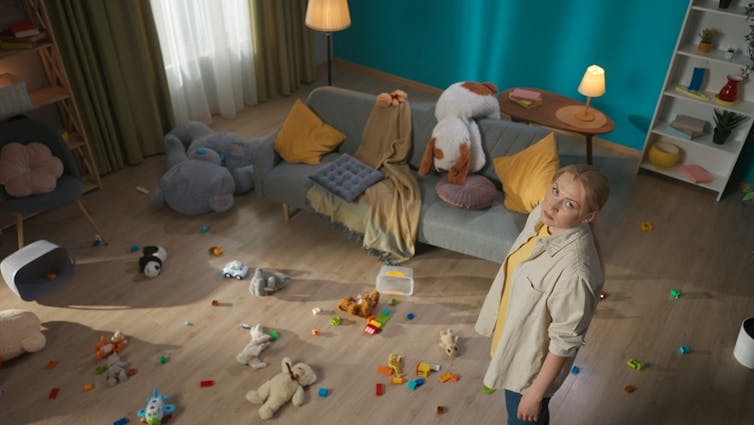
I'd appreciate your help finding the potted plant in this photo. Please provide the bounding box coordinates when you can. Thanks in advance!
[712,108,747,144]
[698,28,717,53]
[743,3,754,79]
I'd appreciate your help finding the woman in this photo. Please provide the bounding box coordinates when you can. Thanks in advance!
[475,164,610,424]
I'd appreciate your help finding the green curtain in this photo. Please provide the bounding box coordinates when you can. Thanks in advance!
[44,0,173,174]
[250,0,316,102]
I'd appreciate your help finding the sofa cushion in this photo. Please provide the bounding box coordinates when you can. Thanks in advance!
[309,153,384,202]
[274,99,346,164]
[435,174,497,210]
[262,152,341,211]
[493,132,559,214]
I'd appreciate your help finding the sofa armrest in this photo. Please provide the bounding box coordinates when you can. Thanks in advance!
[252,130,279,198]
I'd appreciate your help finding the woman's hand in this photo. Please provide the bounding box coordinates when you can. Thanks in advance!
[517,391,542,422]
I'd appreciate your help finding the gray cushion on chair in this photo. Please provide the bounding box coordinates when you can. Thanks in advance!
[308,153,384,202]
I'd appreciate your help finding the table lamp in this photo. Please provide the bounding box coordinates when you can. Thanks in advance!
[305,0,351,86]
[576,65,606,122]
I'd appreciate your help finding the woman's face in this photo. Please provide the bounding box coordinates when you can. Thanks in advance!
[540,172,597,233]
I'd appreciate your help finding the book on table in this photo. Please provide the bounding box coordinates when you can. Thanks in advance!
[509,88,543,108]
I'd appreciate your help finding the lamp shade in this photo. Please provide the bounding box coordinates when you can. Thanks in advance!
[305,0,351,32]
[578,65,606,97]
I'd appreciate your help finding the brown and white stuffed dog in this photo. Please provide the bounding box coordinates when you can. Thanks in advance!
[419,81,500,184]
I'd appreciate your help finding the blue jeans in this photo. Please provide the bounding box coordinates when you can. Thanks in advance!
[505,390,551,425]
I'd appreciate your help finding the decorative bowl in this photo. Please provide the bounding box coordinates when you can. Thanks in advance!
[648,141,682,169]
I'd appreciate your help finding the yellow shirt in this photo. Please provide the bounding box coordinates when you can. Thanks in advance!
[490,224,550,357]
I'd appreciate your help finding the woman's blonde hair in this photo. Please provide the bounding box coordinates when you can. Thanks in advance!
[553,164,610,213]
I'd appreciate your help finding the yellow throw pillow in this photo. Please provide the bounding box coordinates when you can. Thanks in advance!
[274,99,346,164]
[493,132,559,214]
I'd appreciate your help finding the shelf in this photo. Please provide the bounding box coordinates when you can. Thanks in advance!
[677,43,748,67]
[0,41,52,59]
[691,1,748,17]
[664,86,754,116]
[28,85,70,109]
[639,160,726,193]
[651,120,742,155]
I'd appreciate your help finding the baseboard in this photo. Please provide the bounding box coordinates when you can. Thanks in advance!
[333,58,641,158]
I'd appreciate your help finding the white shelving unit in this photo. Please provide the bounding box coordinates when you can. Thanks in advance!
[638,0,753,201]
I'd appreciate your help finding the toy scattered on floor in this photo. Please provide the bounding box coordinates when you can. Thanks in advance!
[439,329,459,358]
[130,244,140,253]
[245,357,318,420]
[416,362,440,378]
[311,329,320,336]
[312,308,322,315]
[376,383,384,396]
[337,290,380,318]
[388,353,403,378]
[221,260,249,280]
[407,378,425,391]
[47,272,57,280]
[95,365,106,374]
[159,355,168,364]
[640,222,653,232]
[439,372,459,383]
[113,417,129,425]
[200,380,215,387]
[236,323,272,369]
[128,368,138,377]
[94,332,127,359]
[93,234,104,246]
[249,268,290,296]
[139,246,167,278]
[329,316,342,326]
[624,384,636,393]
[211,300,220,306]
[437,406,447,414]
[0,309,46,364]
[406,313,415,320]
[183,321,192,327]
[48,387,59,400]
[626,359,644,370]
[137,387,176,425]
[200,225,210,233]
[571,365,581,375]
[599,290,607,300]
[105,352,130,386]
[208,246,223,256]
[318,387,329,398]
[670,288,682,299]
[679,345,690,354]
[83,383,94,392]
[47,359,57,368]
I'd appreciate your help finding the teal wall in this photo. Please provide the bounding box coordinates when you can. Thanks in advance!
[335,0,754,183]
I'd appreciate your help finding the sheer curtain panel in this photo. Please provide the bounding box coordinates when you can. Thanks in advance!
[150,0,257,125]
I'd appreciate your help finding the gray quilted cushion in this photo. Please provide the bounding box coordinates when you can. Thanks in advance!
[309,153,384,202]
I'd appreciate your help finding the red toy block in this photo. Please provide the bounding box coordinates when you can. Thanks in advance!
[48,387,59,399]
[376,383,383,396]
[200,380,215,387]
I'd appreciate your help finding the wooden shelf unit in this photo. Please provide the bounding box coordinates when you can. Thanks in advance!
[0,0,102,191]
[637,0,752,201]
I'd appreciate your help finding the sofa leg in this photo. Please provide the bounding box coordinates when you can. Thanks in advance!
[282,203,291,223]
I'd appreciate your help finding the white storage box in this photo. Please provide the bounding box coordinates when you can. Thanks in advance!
[376,265,413,296]
[1,240,74,301]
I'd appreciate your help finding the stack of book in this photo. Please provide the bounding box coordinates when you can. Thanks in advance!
[679,164,713,183]
[1,21,46,51]
[509,88,543,109]
[669,114,706,139]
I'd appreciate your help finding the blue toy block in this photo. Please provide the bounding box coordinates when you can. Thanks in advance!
[113,418,129,425]
[571,365,581,375]
[406,313,415,320]
[407,378,425,391]
[679,345,690,354]
[318,387,329,398]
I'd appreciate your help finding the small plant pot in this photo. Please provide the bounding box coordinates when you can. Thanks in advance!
[713,127,731,145]
[698,41,712,53]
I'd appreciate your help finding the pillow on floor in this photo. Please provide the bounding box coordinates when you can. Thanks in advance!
[274,99,346,164]
[436,174,497,210]
[493,132,559,214]
[309,154,385,202]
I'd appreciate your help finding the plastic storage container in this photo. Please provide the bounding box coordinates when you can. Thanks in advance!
[376,265,413,296]
[1,240,74,301]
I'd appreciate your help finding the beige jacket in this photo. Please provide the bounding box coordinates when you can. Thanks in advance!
[474,204,603,397]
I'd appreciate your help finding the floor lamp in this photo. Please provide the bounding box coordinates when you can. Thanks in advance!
[305,0,351,86]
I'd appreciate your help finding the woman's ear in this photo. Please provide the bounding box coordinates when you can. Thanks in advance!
[582,210,598,223]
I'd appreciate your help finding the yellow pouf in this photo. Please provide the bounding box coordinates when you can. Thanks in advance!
[649,142,682,169]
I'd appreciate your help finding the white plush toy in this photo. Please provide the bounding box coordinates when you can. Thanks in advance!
[439,328,460,358]
[419,81,500,185]
[105,352,129,386]
[236,323,272,369]
[0,309,46,364]
[246,357,318,420]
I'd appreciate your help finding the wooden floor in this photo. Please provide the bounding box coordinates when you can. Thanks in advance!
[1,61,753,425]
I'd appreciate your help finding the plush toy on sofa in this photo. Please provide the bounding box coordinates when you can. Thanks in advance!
[337,290,380,318]
[245,357,318,420]
[419,81,500,185]
[0,309,46,365]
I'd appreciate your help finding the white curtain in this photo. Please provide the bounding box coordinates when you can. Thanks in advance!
[150,0,257,125]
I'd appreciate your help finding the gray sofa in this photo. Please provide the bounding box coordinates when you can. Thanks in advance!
[252,86,574,263]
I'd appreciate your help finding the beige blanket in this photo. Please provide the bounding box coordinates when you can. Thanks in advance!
[306,98,421,264]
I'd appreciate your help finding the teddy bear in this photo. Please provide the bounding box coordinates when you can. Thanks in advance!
[0,309,45,366]
[376,89,408,108]
[246,357,318,420]
[439,328,460,358]
[249,268,290,297]
[336,290,380,318]
[236,323,272,369]
[419,81,500,185]
[104,352,129,385]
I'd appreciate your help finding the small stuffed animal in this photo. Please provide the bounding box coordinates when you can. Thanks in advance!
[236,323,272,369]
[0,309,45,365]
[376,89,408,108]
[139,246,167,278]
[104,352,129,386]
[249,268,290,296]
[439,328,460,358]
[337,290,380,318]
[246,357,318,420]
[94,331,127,360]
[419,81,500,185]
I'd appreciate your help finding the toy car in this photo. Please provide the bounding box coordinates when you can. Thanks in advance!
[221,260,249,280]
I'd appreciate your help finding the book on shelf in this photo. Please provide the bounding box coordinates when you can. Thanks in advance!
[679,164,713,183]
[665,125,695,140]
[0,40,34,50]
[7,21,40,38]
[671,114,706,137]
[0,30,47,43]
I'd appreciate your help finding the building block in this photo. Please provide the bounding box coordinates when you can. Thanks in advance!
[377,365,394,376]
[626,359,644,370]
[571,365,581,375]
[391,376,406,384]
[48,387,59,399]
[113,418,130,425]
[318,387,329,398]
[376,383,383,396]
[407,378,425,391]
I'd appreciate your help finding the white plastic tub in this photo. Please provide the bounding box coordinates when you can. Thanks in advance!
[376,265,413,296]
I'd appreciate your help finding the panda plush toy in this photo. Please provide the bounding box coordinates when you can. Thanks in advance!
[139,246,167,278]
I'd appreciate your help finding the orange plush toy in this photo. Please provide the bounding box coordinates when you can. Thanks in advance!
[337,290,380,318]
[94,331,127,359]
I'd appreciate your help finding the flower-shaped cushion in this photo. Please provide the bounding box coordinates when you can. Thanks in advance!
[0,142,63,197]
